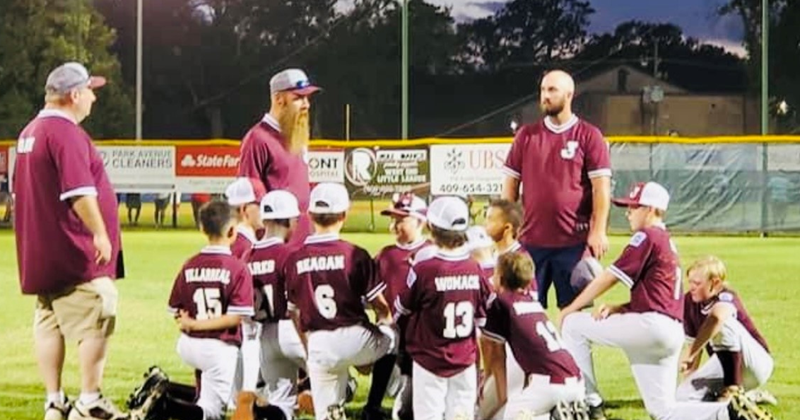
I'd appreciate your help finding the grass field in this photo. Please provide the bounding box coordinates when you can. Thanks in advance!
[0,230,797,420]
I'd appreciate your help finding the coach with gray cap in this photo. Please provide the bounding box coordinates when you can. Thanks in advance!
[238,68,321,245]
[14,62,127,419]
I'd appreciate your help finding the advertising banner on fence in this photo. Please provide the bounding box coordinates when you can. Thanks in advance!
[430,144,510,196]
[308,150,345,183]
[175,145,240,193]
[344,147,428,197]
[767,144,800,171]
[97,146,175,192]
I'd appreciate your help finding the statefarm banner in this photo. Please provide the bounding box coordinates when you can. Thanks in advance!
[174,145,345,193]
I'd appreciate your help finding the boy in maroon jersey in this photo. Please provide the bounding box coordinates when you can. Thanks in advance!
[466,225,496,280]
[285,182,395,420]
[678,256,774,404]
[226,177,268,261]
[559,182,772,420]
[478,199,528,420]
[394,196,492,420]
[225,176,268,405]
[129,201,255,420]
[245,190,307,420]
[480,252,585,420]
[363,192,429,420]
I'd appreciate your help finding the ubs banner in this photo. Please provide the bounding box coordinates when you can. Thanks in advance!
[344,147,429,197]
[429,144,510,196]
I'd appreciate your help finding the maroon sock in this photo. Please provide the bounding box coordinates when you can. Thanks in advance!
[716,351,743,387]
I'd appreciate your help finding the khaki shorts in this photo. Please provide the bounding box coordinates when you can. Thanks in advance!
[35,277,118,341]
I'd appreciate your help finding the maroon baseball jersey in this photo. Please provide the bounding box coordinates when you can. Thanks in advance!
[232,226,257,261]
[248,237,293,323]
[503,116,611,248]
[395,248,491,378]
[478,260,496,291]
[168,246,255,346]
[683,288,769,353]
[375,238,431,312]
[482,290,580,382]
[13,110,123,295]
[285,233,385,332]
[608,225,683,321]
[238,115,311,245]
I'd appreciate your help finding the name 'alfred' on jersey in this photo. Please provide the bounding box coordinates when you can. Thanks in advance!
[248,259,276,276]
[184,267,231,284]
[296,255,345,274]
[434,275,480,292]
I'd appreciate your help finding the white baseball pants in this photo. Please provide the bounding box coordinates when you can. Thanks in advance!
[561,312,731,420]
[177,334,239,420]
[677,317,773,401]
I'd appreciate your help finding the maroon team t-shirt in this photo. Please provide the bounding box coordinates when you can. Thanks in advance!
[683,288,769,353]
[503,116,611,248]
[608,225,683,321]
[395,248,491,378]
[285,233,386,332]
[375,238,431,310]
[482,290,580,382]
[168,246,255,346]
[248,237,293,323]
[13,110,123,295]
[232,226,258,261]
[238,115,311,245]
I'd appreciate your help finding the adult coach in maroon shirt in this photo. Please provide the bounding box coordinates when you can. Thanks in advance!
[13,62,126,419]
[238,68,320,245]
[502,69,612,308]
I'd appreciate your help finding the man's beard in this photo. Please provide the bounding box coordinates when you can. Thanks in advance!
[541,100,564,117]
[279,109,310,155]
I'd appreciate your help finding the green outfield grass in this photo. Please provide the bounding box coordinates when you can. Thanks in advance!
[0,230,797,420]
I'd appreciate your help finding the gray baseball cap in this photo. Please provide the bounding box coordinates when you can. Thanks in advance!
[45,62,107,94]
[269,68,320,96]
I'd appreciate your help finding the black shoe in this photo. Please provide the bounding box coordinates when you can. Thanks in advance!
[588,403,606,420]
[550,401,573,420]
[571,400,590,420]
[127,366,169,420]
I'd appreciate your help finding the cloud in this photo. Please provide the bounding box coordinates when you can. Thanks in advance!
[703,38,748,58]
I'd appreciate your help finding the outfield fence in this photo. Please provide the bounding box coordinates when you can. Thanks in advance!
[2,136,800,234]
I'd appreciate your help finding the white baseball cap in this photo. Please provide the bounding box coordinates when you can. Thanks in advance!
[381,192,427,221]
[309,183,350,214]
[612,181,670,211]
[466,226,493,251]
[225,177,267,206]
[45,62,106,94]
[270,69,321,96]
[427,196,469,232]
[260,190,300,220]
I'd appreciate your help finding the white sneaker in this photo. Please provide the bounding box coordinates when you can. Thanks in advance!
[67,396,128,420]
[44,400,70,420]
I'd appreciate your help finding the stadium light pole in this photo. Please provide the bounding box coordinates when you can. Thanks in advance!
[401,0,409,140]
[136,0,143,141]
[760,0,769,235]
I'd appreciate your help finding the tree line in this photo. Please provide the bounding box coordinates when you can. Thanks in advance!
[0,0,796,139]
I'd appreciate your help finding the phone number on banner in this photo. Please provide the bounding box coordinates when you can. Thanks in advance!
[435,182,503,195]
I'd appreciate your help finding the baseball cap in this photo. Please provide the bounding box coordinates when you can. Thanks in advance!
[270,69,320,96]
[225,177,267,206]
[380,192,427,221]
[260,190,300,220]
[309,183,350,214]
[612,182,670,211]
[427,196,469,232]
[466,226,493,251]
[45,62,106,94]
